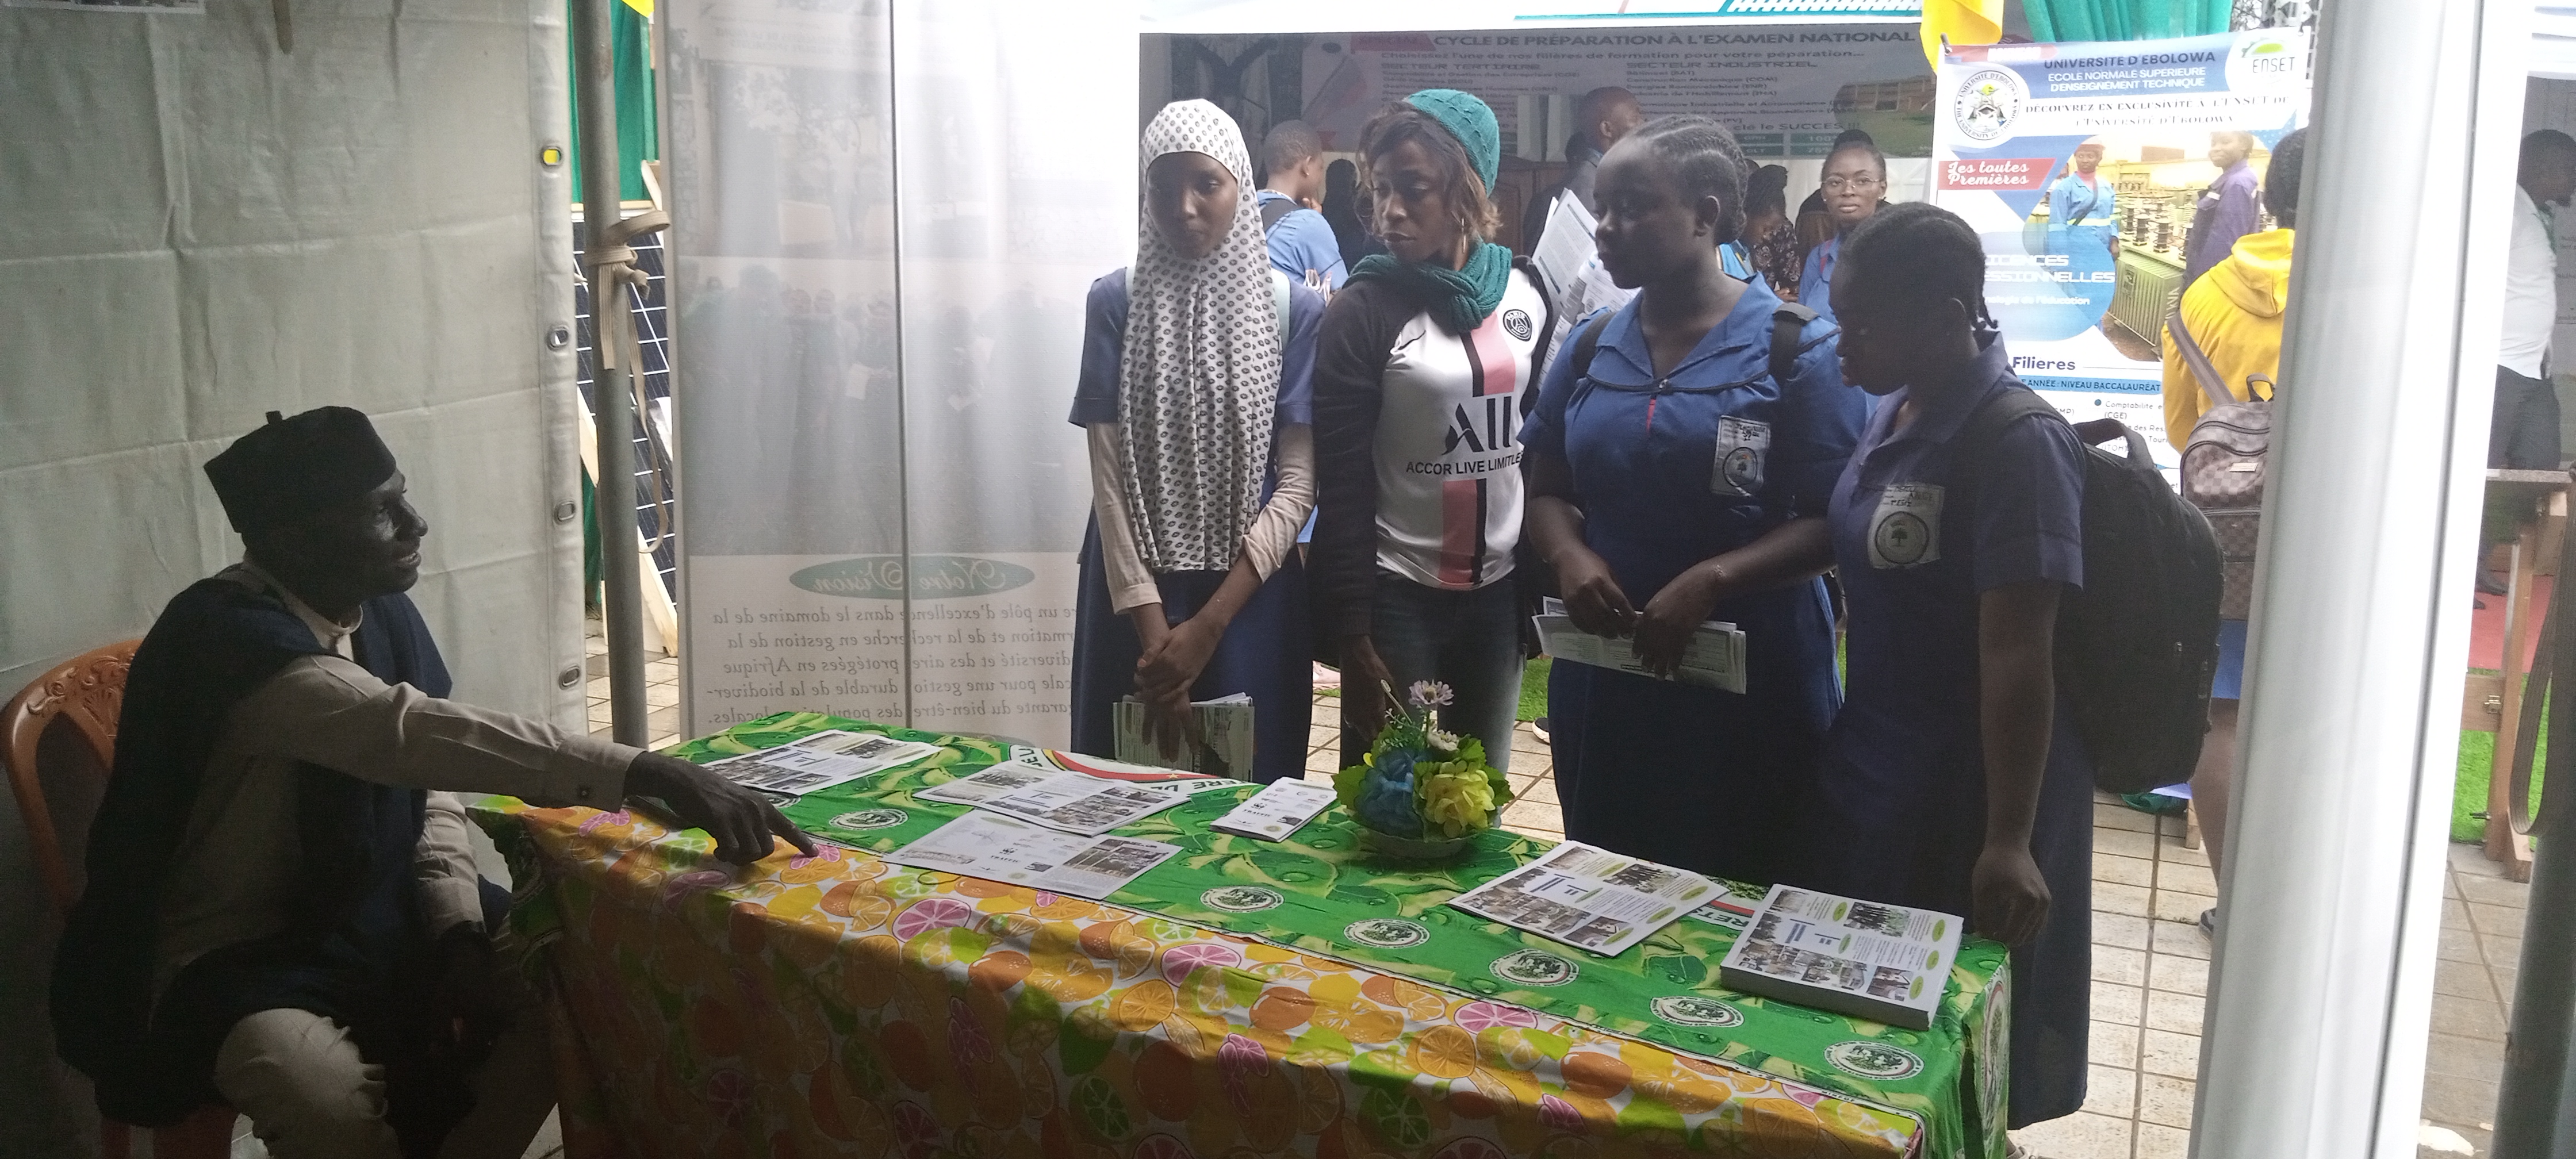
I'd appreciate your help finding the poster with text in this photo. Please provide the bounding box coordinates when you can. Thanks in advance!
[1931,29,2310,466]
[1301,26,1933,159]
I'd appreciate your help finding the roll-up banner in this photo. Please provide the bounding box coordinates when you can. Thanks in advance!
[664,2,1133,743]
[1932,29,2312,466]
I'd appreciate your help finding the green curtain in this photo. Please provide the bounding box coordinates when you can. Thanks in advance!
[568,1,658,202]
[2023,0,2232,41]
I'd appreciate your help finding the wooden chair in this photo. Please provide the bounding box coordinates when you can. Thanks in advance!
[5,640,238,1158]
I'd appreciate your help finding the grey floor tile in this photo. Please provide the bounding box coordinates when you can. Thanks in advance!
[2420,1073,2500,1127]
[2096,852,2154,888]
[2148,954,2208,997]
[2144,989,2206,1035]
[2082,1065,2137,1117]
[2432,992,2509,1041]
[2095,801,2157,833]
[2456,873,2529,910]
[2092,946,2146,987]
[2089,981,2144,1024]
[2094,912,2152,951]
[2137,1073,2195,1130]
[2424,1031,2505,1084]
[2010,1110,2133,1159]
[2140,1028,2200,1079]
[2149,919,2211,961]
[2088,1019,2139,1067]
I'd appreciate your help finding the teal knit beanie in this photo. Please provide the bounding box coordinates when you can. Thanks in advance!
[1403,88,1500,193]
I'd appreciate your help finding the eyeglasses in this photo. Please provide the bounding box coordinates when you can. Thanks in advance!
[1823,176,1884,194]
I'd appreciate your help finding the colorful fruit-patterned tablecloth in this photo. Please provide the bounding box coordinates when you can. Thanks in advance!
[471,712,2008,1159]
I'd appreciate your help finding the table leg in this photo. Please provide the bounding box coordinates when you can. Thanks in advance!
[2488,520,2539,882]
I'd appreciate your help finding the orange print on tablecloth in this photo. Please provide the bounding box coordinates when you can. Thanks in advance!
[841,934,903,1008]
[1079,919,1161,976]
[1409,1024,1480,1081]
[1248,986,1316,1033]
[1028,950,1114,1003]
[820,881,895,926]
[1363,974,1451,1022]
[969,949,1033,992]
[1111,979,1181,1035]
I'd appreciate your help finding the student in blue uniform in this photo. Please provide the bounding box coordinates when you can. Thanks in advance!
[1067,100,1325,782]
[1795,201,2091,1132]
[1521,115,1865,883]
[1797,137,1889,322]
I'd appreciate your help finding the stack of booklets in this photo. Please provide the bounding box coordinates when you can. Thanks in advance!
[1716,884,1961,1030]
[1113,693,1256,778]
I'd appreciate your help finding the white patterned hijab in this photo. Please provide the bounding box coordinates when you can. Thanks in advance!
[1117,100,1282,574]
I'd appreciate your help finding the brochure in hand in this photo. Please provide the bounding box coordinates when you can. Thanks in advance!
[1533,597,1747,693]
[698,729,940,797]
[1113,693,1257,779]
[879,812,1180,900]
[1445,841,1716,956]
[1716,884,1962,1031]
[914,763,1189,836]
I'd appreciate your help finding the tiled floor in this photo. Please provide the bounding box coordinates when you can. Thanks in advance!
[572,648,2529,1159]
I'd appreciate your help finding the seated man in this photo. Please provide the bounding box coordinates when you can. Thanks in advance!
[50,406,810,1159]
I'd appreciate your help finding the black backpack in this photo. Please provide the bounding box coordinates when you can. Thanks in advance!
[1260,197,1298,232]
[1562,301,1820,386]
[1957,391,2222,795]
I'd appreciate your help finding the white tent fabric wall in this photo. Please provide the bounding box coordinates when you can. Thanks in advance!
[0,1,581,1150]
[667,1,1134,745]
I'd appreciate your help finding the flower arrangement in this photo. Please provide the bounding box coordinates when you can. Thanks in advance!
[1333,681,1513,858]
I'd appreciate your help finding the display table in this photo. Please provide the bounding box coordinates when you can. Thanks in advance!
[471,713,2009,1158]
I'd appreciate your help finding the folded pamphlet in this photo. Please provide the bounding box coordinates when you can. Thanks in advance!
[1210,779,1336,841]
[1534,598,1747,693]
[914,763,1187,836]
[879,812,1178,900]
[699,730,940,798]
[1446,841,1716,956]
[1114,693,1257,780]
[1716,884,1962,1030]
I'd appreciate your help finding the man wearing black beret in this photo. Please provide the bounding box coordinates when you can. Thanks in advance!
[49,406,811,1158]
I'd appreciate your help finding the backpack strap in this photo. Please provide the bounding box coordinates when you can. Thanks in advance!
[1952,387,2068,521]
[1568,309,1615,382]
[1260,197,1297,232]
[2166,306,2240,411]
[1270,269,1292,343]
[1769,302,1822,383]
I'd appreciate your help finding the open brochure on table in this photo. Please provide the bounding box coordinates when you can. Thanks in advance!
[1446,841,1716,956]
[1113,693,1256,780]
[1210,778,1337,841]
[699,729,941,797]
[1002,747,1238,794]
[1532,597,1747,693]
[1716,884,1962,1030]
[914,762,1193,835]
[879,812,1180,900]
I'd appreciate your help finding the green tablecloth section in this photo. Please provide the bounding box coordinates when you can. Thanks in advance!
[674,712,2011,1159]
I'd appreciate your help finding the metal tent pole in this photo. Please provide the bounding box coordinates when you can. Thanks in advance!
[575,0,647,747]
[2189,0,2524,1155]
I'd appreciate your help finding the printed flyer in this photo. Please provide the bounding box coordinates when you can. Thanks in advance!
[1932,29,2311,467]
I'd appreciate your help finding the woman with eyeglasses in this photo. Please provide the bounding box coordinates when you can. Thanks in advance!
[1798,138,1889,321]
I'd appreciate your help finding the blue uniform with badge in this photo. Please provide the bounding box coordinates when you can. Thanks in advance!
[1795,332,2094,1128]
[1520,277,1865,885]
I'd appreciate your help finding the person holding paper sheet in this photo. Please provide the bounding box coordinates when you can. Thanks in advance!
[1312,90,1554,773]
[1068,101,1325,784]
[1520,116,1863,885]
[1792,202,2092,1130]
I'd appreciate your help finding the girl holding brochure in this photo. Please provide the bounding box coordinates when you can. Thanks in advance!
[1520,116,1865,885]
[1789,201,2092,1129]
[1066,101,1325,784]
[1310,90,1554,771]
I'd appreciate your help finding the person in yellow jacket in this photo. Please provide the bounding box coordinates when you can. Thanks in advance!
[2162,128,2302,447]
[2154,126,2302,942]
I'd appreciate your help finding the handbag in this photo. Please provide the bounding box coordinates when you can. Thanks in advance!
[2168,306,2274,620]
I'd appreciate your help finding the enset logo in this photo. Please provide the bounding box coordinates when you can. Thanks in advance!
[788,555,1036,600]
[2225,29,2308,92]
[1953,65,2025,145]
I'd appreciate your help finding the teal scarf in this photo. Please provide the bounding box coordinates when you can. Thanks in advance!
[1348,241,1514,335]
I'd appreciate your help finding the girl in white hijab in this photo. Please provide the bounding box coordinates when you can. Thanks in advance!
[1066,100,1324,782]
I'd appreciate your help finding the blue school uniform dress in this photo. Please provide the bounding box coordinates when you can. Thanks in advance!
[1797,332,2094,1128]
[1067,268,1324,783]
[1798,235,1840,321]
[1520,278,1865,884]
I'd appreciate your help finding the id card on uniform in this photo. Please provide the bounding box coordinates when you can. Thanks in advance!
[1711,416,1771,497]
[1867,483,1944,569]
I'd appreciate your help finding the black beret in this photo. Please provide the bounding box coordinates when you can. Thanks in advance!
[203,406,399,534]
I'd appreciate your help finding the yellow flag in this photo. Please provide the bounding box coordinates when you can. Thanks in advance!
[1920,0,2004,70]
[620,0,651,16]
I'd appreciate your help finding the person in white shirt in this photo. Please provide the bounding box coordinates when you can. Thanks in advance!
[2497,130,2575,470]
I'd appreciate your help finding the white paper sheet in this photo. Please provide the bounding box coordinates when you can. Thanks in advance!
[880,812,1180,899]
[1210,779,1337,841]
[1530,190,1637,356]
[1114,693,1257,779]
[699,730,941,797]
[1446,841,1715,955]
